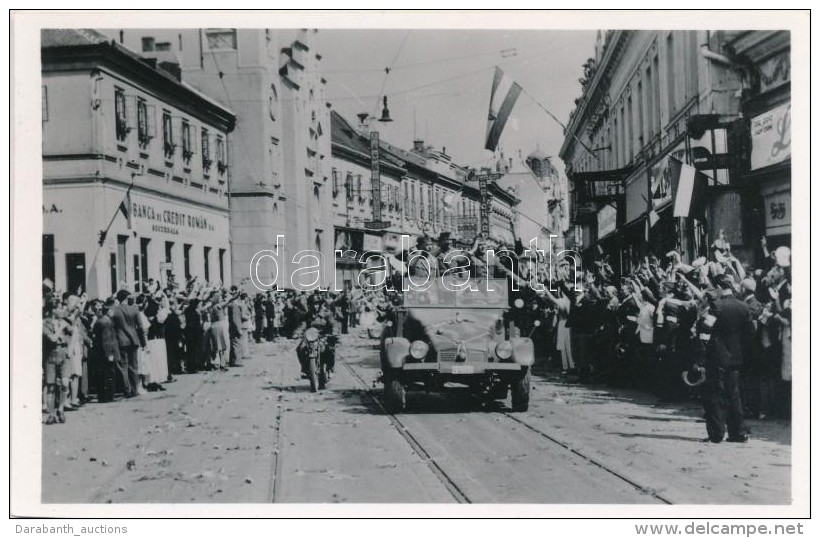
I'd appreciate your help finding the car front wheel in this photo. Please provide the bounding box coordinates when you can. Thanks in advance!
[383,377,406,414]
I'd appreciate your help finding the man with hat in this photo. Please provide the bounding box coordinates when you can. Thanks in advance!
[92,297,124,403]
[702,273,755,443]
[406,235,440,279]
[110,289,145,397]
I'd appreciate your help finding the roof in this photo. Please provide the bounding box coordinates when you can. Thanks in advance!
[41,28,109,48]
[526,148,549,161]
[41,29,236,131]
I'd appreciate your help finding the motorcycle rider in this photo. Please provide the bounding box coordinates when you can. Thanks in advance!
[295,294,337,379]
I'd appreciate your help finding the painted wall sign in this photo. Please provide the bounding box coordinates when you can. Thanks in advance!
[751,102,791,171]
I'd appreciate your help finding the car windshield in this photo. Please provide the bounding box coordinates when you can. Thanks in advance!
[403,278,509,308]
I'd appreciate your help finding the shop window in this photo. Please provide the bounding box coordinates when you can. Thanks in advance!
[115,88,127,142]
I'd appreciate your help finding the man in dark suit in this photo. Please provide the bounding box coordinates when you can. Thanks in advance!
[703,274,755,443]
[110,290,146,397]
[92,298,125,402]
[228,287,244,367]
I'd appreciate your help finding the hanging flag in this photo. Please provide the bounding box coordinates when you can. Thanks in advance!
[672,157,709,219]
[119,191,132,229]
[485,67,522,151]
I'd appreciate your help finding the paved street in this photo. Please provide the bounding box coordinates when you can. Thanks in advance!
[42,334,791,504]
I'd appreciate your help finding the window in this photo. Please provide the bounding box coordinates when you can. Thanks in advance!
[626,95,633,163]
[637,81,644,148]
[644,65,653,139]
[205,29,237,50]
[216,135,226,174]
[428,187,433,221]
[356,174,362,201]
[163,111,174,157]
[42,86,48,122]
[666,34,676,113]
[404,183,409,214]
[142,37,156,52]
[345,172,353,201]
[612,117,619,168]
[201,128,212,171]
[332,169,339,197]
[182,121,196,164]
[155,42,171,52]
[685,31,699,100]
[219,249,226,285]
[652,54,661,135]
[137,99,149,146]
[115,88,127,141]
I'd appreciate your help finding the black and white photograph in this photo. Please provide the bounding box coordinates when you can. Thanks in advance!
[10,9,810,524]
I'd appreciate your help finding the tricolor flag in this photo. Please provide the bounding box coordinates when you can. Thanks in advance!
[119,191,132,229]
[485,67,522,152]
[671,157,709,220]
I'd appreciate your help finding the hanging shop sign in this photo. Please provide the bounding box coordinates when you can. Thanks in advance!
[475,172,501,238]
[758,51,790,94]
[763,188,791,236]
[751,102,791,171]
[597,204,617,238]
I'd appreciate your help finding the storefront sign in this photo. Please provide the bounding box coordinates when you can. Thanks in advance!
[131,201,215,235]
[751,102,791,171]
[370,131,382,222]
[597,204,617,238]
[758,51,790,94]
[763,189,791,236]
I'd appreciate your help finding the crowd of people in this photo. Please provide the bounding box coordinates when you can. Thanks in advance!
[40,273,397,425]
[43,231,792,442]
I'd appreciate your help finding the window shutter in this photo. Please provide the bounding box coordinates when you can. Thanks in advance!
[125,95,138,131]
[189,126,198,154]
[146,105,157,138]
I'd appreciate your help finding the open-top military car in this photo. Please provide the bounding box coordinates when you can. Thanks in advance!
[379,278,533,413]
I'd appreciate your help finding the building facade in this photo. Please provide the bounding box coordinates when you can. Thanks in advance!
[723,31,791,258]
[329,111,520,288]
[42,29,236,298]
[112,28,334,289]
[560,30,748,272]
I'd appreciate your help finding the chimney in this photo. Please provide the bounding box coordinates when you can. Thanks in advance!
[413,140,424,153]
[159,61,182,81]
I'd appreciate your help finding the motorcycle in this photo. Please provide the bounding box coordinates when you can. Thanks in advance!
[298,327,336,392]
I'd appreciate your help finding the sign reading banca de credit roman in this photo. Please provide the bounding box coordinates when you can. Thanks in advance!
[129,195,226,238]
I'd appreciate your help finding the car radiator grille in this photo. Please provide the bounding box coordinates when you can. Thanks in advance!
[437,349,487,362]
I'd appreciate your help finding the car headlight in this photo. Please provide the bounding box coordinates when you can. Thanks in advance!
[495,340,513,360]
[409,340,429,359]
[305,327,320,342]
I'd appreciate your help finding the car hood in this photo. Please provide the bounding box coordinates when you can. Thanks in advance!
[405,307,504,350]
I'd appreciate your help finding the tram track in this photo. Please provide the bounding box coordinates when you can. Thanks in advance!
[343,356,673,505]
